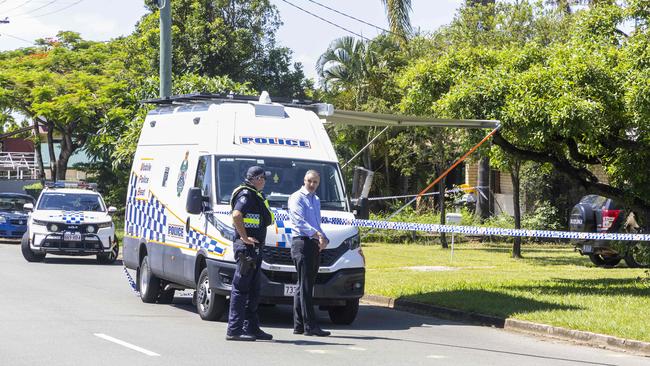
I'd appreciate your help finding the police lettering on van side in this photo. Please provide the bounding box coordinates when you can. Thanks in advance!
[240,136,311,148]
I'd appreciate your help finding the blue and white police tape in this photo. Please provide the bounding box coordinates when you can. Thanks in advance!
[123,266,140,297]
[215,209,650,242]
[122,266,194,298]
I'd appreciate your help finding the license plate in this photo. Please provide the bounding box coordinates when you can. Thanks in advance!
[284,284,298,297]
[582,244,592,253]
[64,232,82,242]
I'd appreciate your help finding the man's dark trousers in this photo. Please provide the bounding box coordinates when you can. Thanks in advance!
[227,241,263,336]
[291,237,320,332]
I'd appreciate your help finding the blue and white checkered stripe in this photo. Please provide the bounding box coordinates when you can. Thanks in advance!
[126,173,166,242]
[212,209,650,242]
[62,211,84,224]
[275,219,293,248]
[185,228,224,254]
[126,172,227,255]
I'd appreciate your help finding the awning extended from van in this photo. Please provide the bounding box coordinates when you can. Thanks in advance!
[322,110,499,129]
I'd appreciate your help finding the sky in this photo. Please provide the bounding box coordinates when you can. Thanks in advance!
[0,0,464,80]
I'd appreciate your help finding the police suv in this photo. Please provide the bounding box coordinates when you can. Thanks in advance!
[21,182,119,264]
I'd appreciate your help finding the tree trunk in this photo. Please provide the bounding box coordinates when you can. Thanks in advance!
[476,157,490,221]
[511,161,522,259]
[32,119,45,184]
[439,177,448,248]
[56,132,75,181]
[46,123,57,181]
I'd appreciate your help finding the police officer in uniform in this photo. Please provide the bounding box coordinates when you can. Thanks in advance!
[226,166,275,341]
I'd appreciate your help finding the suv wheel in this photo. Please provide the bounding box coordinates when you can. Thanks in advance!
[21,233,45,262]
[588,254,621,267]
[97,241,119,264]
[624,243,650,268]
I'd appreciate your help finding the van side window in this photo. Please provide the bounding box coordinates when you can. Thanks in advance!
[194,156,213,207]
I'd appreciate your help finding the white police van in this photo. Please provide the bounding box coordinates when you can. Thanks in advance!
[122,92,365,324]
[21,182,118,264]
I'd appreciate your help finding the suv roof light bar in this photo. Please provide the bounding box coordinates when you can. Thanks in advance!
[45,181,98,191]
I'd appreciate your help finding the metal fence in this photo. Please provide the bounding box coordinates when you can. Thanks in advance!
[0,152,38,179]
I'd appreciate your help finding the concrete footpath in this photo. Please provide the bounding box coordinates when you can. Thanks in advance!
[361,294,650,357]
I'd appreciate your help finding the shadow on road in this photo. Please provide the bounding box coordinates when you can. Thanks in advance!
[39,257,124,266]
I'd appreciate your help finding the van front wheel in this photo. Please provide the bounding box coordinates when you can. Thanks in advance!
[196,268,227,321]
[328,299,359,325]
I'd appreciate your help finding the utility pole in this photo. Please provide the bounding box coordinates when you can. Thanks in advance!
[159,0,172,98]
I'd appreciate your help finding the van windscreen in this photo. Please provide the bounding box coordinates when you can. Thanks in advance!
[216,157,347,211]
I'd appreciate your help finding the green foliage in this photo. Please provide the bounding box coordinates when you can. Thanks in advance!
[139,0,307,98]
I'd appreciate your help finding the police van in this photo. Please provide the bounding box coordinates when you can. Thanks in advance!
[21,182,118,264]
[122,92,365,324]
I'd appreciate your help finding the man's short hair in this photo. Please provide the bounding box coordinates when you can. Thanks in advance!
[304,170,320,178]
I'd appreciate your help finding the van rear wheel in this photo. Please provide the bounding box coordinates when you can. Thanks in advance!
[328,299,359,325]
[196,268,227,321]
[138,255,161,303]
[21,233,45,263]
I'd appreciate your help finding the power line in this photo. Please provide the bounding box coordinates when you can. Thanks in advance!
[31,0,83,18]
[279,0,370,41]
[1,1,35,15]
[0,32,33,44]
[305,0,396,36]
[11,0,58,17]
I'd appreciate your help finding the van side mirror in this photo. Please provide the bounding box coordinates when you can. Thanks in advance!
[186,187,205,215]
[107,206,117,214]
[23,203,34,212]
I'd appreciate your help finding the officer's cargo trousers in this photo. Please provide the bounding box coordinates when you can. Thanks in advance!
[227,241,263,336]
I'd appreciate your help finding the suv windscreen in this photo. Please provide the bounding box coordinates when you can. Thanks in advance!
[37,193,105,212]
[216,157,347,211]
[0,196,34,212]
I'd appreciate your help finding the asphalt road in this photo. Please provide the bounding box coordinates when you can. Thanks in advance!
[0,242,647,366]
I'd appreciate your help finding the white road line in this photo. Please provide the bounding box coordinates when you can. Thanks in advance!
[94,333,160,356]
[347,346,367,351]
[305,349,329,354]
[426,355,447,359]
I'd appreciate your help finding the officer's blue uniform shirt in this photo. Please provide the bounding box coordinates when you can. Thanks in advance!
[232,186,268,243]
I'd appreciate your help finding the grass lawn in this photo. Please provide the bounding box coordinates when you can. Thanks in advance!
[363,241,650,342]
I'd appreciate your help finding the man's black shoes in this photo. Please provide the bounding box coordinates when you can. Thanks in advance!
[225,334,256,341]
[251,330,273,341]
[293,328,304,335]
[304,328,331,337]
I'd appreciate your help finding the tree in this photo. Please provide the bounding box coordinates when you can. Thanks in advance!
[396,1,650,222]
[0,32,136,180]
[381,0,412,44]
[139,0,307,97]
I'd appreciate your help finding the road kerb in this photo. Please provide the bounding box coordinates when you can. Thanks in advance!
[361,294,650,357]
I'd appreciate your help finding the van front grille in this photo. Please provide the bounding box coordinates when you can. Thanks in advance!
[261,242,349,267]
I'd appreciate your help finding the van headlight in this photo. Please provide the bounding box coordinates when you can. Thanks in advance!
[343,233,360,250]
[96,221,113,229]
[0,216,5,224]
